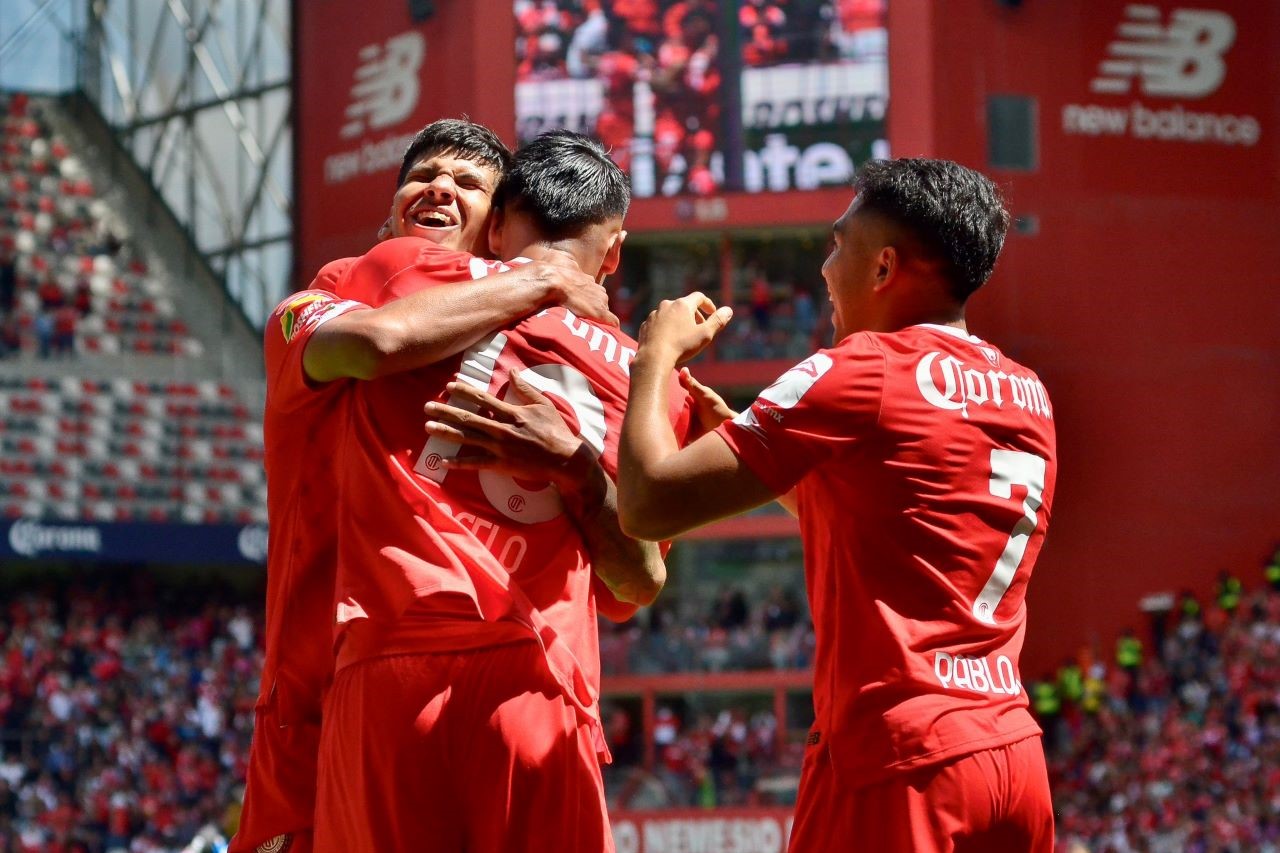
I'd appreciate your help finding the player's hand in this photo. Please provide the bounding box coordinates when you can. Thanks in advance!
[679,367,738,438]
[637,292,732,365]
[524,261,620,328]
[423,370,593,492]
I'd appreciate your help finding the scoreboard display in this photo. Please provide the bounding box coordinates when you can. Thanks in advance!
[513,1,888,198]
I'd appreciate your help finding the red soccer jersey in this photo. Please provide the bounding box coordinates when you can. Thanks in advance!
[329,238,692,728]
[257,270,364,721]
[237,266,366,850]
[717,323,1057,785]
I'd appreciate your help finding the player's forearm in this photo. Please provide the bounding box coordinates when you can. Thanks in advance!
[363,268,565,378]
[617,349,685,540]
[304,268,561,383]
[560,447,666,606]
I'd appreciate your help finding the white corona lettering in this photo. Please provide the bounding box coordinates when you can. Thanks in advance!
[587,326,618,362]
[963,369,989,407]
[560,310,635,378]
[916,352,1051,420]
[563,311,592,340]
[618,347,637,376]
[915,352,968,417]
[1009,376,1027,412]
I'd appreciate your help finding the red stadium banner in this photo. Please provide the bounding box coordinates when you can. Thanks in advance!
[293,0,516,284]
[610,809,794,853]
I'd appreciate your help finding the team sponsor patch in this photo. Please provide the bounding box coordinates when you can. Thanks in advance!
[255,834,292,853]
[279,293,329,343]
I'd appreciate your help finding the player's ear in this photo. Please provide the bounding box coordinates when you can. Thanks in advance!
[598,229,626,279]
[487,207,505,259]
[873,246,897,292]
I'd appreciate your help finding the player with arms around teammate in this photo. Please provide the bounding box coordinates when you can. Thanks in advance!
[618,158,1057,852]
[313,131,684,853]
[235,120,614,853]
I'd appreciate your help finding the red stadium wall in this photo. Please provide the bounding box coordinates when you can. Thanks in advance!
[293,0,1280,673]
[890,0,1280,672]
[293,0,516,283]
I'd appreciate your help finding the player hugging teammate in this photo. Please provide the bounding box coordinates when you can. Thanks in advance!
[239,116,1057,853]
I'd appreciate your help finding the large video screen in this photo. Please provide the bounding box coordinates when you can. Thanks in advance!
[514,0,888,198]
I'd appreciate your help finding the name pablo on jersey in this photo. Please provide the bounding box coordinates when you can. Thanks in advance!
[915,351,1052,421]
[934,651,1024,697]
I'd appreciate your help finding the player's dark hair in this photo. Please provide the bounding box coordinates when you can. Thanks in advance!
[494,130,630,240]
[396,119,513,187]
[852,158,1010,302]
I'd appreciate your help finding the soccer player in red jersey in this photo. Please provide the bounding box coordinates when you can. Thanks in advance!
[234,121,614,853]
[310,131,688,853]
[618,158,1057,851]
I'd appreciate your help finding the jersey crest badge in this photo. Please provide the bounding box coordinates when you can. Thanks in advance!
[279,293,328,343]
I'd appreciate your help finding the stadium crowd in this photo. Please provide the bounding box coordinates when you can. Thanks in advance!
[600,583,814,675]
[0,578,257,852]
[1038,567,1280,852]
[2,553,1278,849]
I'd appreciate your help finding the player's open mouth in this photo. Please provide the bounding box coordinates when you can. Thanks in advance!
[410,208,458,229]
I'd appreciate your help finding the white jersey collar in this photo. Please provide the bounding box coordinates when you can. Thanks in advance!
[914,323,985,345]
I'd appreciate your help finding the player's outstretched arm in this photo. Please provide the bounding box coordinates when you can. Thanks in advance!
[423,372,666,606]
[303,261,618,383]
[619,294,779,540]
[678,367,799,517]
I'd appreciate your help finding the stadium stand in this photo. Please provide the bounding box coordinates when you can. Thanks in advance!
[0,375,266,525]
[0,92,267,527]
[0,93,202,361]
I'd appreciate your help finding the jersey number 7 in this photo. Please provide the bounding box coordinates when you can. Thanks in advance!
[972,449,1047,625]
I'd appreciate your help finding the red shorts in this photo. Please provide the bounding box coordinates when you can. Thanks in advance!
[788,735,1053,853]
[231,703,319,853]
[314,642,613,853]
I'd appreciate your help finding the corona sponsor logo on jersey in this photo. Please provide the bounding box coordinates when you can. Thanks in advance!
[914,352,1051,421]
[1061,6,1261,147]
